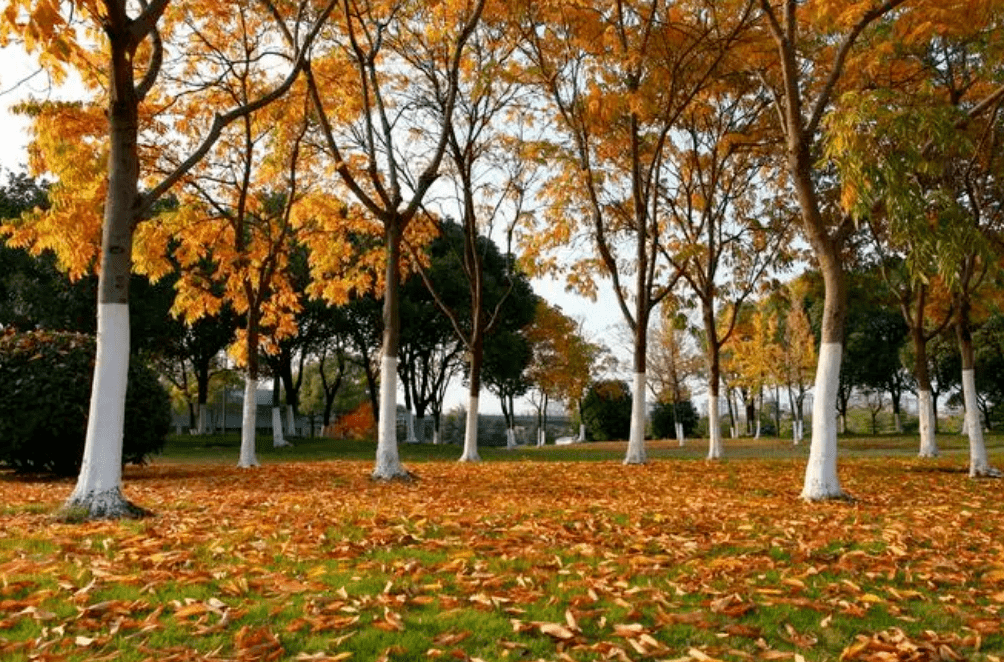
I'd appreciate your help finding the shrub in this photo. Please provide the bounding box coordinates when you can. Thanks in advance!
[0,330,170,475]
[650,399,699,439]
[581,379,632,441]
[329,401,375,440]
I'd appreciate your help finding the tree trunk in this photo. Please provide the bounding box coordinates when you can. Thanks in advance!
[800,223,848,499]
[405,409,419,443]
[955,304,998,477]
[458,334,483,462]
[917,389,936,457]
[373,221,409,479]
[286,404,296,436]
[704,302,723,458]
[416,415,426,444]
[624,371,647,463]
[707,392,722,459]
[62,27,146,519]
[196,364,211,433]
[272,373,289,448]
[239,316,261,467]
[803,342,843,499]
[239,372,259,467]
[459,394,481,462]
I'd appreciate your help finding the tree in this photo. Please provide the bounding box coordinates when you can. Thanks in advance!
[142,62,318,465]
[301,0,487,479]
[0,0,335,517]
[662,59,792,457]
[300,344,369,431]
[581,379,632,442]
[824,8,1004,475]
[483,327,533,447]
[777,282,816,444]
[398,243,466,445]
[750,0,912,499]
[647,301,701,445]
[728,307,781,439]
[516,0,754,464]
[525,300,604,442]
[408,13,540,461]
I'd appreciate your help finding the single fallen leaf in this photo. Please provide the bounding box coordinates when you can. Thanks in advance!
[539,622,575,640]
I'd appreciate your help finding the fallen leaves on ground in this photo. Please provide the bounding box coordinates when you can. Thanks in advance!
[0,456,1003,661]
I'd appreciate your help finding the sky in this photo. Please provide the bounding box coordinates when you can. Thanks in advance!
[0,44,630,421]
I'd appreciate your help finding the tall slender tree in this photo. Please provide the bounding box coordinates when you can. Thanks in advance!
[517,0,754,464]
[751,0,910,499]
[1,0,335,516]
[301,0,487,479]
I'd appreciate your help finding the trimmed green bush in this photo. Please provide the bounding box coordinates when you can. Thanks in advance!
[650,399,699,439]
[581,379,632,441]
[0,330,170,475]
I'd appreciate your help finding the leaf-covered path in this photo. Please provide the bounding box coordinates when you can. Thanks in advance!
[2,457,1003,661]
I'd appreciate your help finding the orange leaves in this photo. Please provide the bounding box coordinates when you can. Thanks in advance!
[3,456,1004,660]
[839,628,978,662]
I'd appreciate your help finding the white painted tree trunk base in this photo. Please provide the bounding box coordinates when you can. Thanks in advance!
[707,394,723,460]
[675,422,685,447]
[802,343,847,501]
[506,427,517,449]
[537,428,545,447]
[272,408,291,448]
[60,487,149,520]
[198,403,211,435]
[286,404,296,436]
[238,375,260,468]
[372,356,411,480]
[458,395,481,462]
[962,369,1000,477]
[63,303,148,519]
[623,372,647,465]
[754,420,761,440]
[405,410,419,444]
[432,429,441,445]
[917,390,938,458]
[578,424,586,442]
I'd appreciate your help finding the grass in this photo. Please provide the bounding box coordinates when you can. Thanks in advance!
[157,429,1004,465]
[1,435,1003,661]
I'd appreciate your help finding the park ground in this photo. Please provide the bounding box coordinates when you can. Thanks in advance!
[1,434,1003,662]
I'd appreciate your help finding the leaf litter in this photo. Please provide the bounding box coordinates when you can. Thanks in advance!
[0,456,1002,661]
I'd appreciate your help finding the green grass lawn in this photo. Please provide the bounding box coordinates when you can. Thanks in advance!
[158,429,1004,465]
[2,434,1003,661]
